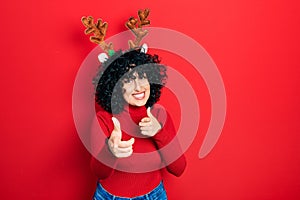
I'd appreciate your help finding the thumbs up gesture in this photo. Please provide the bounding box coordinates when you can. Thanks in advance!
[139,107,162,137]
[107,117,135,158]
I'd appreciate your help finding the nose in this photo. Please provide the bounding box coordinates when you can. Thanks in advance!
[133,79,141,91]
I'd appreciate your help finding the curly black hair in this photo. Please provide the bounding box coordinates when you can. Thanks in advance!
[93,49,167,114]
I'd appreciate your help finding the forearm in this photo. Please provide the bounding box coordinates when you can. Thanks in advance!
[90,141,118,179]
[152,125,187,177]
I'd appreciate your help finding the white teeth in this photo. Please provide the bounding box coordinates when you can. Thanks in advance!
[133,92,145,99]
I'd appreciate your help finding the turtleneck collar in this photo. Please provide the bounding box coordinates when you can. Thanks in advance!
[121,104,148,124]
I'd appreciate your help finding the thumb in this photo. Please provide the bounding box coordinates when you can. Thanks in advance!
[112,117,121,132]
[147,107,154,119]
[111,117,121,148]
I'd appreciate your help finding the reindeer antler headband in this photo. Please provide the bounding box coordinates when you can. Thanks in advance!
[81,9,150,63]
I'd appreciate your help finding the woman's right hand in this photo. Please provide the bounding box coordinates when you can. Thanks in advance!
[107,117,135,158]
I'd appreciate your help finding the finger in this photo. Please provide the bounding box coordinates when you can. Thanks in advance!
[140,117,151,123]
[112,117,121,132]
[116,149,133,158]
[140,126,152,131]
[118,138,135,148]
[116,146,132,153]
[139,121,152,127]
[141,130,152,136]
[147,107,154,119]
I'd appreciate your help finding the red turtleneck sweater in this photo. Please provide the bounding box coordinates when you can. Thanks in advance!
[90,105,186,197]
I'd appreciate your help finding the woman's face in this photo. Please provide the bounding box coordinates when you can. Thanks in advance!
[122,72,150,107]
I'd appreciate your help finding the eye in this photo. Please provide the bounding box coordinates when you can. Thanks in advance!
[124,78,134,84]
[139,73,147,79]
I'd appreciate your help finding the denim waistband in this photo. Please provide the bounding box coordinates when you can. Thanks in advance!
[94,181,167,200]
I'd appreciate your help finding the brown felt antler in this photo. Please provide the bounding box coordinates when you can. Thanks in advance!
[81,16,114,53]
[125,9,150,49]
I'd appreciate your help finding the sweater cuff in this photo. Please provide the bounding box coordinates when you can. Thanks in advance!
[96,139,118,166]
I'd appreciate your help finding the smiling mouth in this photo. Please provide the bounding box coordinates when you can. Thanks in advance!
[132,92,145,100]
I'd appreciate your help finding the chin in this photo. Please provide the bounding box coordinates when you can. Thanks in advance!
[129,100,147,107]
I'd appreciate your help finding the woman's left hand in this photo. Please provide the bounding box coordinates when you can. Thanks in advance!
[139,107,162,137]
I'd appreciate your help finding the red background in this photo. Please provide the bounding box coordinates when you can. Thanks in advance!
[1,0,300,199]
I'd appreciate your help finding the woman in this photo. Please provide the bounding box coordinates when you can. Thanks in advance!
[91,49,186,200]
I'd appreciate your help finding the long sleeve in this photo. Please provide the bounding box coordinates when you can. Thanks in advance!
[90,110,117,180]
[152,108,187,177]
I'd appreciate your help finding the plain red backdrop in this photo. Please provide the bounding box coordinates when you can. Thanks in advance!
[1,0,300,199]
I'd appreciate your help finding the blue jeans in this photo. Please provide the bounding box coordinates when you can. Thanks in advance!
[93,181,168,200]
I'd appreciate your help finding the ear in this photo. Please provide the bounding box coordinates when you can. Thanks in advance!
[140,43,148,53]
[98,53,108,63]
